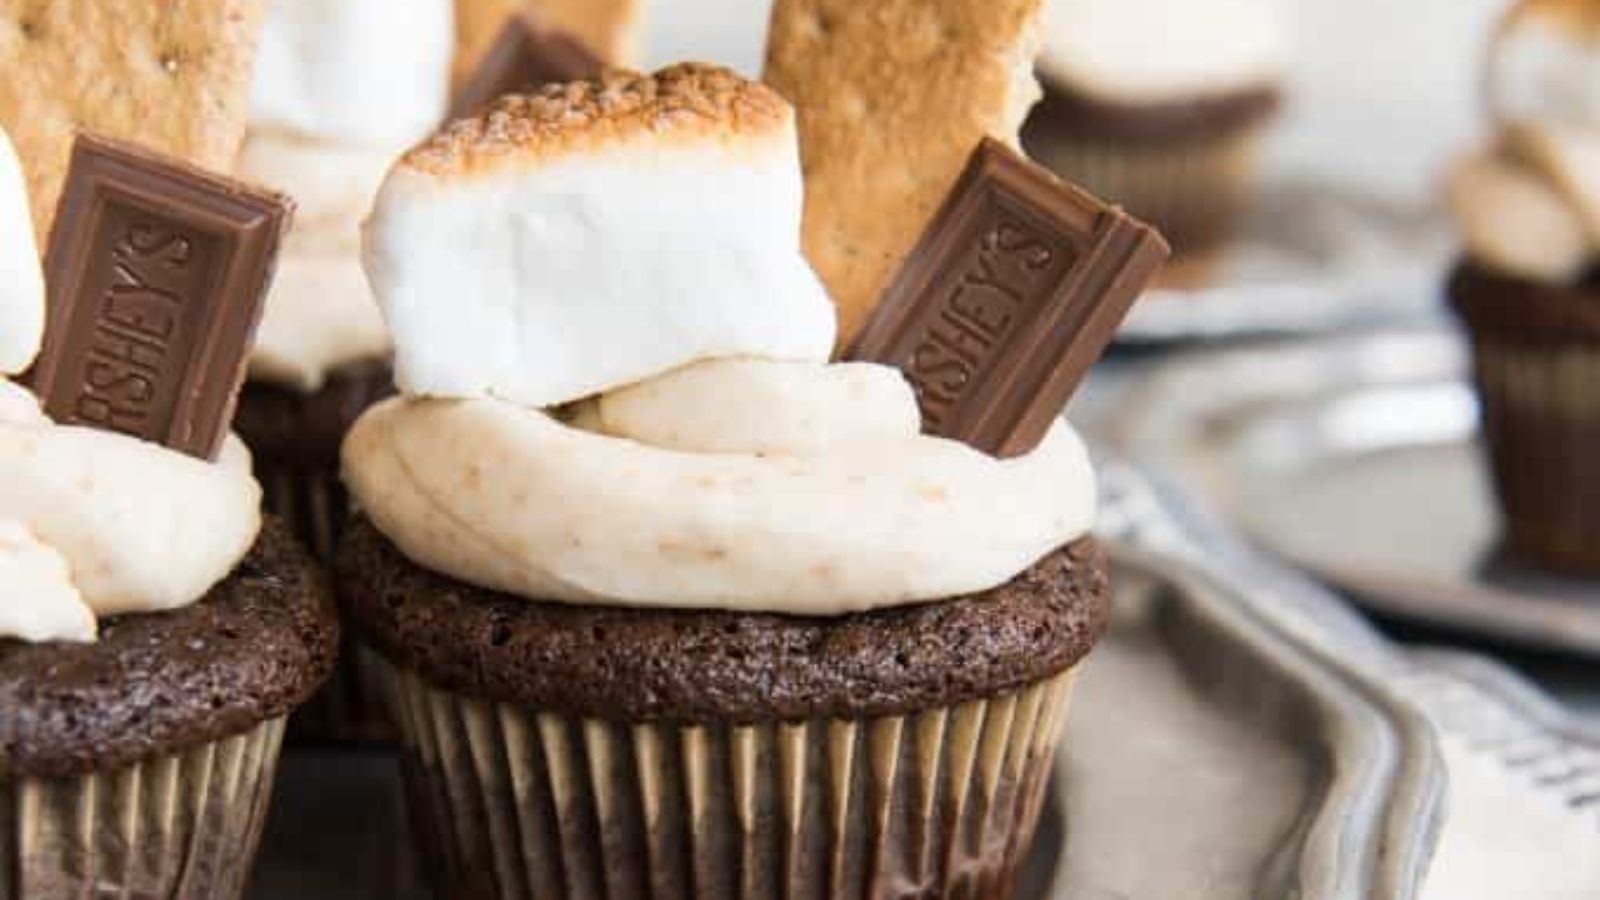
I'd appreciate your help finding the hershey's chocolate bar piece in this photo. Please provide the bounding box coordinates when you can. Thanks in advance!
[846,138,1168,457]
[29,133,292,460]
[450,13,605,120]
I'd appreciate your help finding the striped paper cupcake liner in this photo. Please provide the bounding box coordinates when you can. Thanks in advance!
[0,717,287,900]
[379,658,1079,900]
[1466,337,1600,574]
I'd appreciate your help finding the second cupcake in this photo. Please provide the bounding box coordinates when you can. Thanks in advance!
[1445,0,1600,575]
[340,65,1112,899]
[1025,0,1287,282]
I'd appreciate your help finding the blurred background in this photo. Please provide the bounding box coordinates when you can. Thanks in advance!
[644,0,1507,210]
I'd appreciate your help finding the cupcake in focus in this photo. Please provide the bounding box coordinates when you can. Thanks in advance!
[339,65,1110,899]
[1023,0,1287,285]
[232,0,453,739]
[0,126,338,900]
[1445,0,1600,575]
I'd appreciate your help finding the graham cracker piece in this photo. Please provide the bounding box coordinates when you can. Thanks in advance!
[765,0,1046,346]
[0,0,269,242]
[453,0,646,86]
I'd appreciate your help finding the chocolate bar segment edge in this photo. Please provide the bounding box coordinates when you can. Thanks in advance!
[847,138,1168,457]
[29,132,293,460]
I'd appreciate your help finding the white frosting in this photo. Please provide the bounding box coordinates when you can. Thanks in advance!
[1449,148,1593,282]
[0,417,261,640]
[583,359,920,455]
[1450,124,1600,283]
[363,134,837,408]
[1504,124,1600,238]
[0,126,42,376]
[343,359,1095,615]
[249,249,391,391]
[1492,15,1600,131]
[0,521,95,643]
[236,130,398,241]
[250,0,453,148]
[236,132,398,389]
[1037,0,1289,102]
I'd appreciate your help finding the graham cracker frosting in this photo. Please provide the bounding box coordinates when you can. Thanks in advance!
[405,63,791,176]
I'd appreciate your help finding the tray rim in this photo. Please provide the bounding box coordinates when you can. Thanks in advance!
[1040,537,1447,900]
[1110,325,1600,659]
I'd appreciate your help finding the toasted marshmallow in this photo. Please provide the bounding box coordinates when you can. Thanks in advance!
[1503,123,1600,239]
[0,127,42,376]
[364,65,838,408]
[1492,0,1600,130]
[250,0,453,148]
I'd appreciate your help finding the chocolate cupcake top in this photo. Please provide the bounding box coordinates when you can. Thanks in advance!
[1447,0,1600,287]
[0,518,339,778]
[341,516,1107,721]
[342,64,1102,620]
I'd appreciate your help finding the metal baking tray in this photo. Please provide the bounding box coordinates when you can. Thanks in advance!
[246,516,1446,898]
[1110,179,1451,344]
[1113,328,1600,660]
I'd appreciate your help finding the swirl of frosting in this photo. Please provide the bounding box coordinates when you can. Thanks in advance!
[343,358,1096,616]
[0,381,262,643]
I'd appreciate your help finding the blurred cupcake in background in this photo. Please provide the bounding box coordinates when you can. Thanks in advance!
[1024,0,1288,286]
[451,0,649,82]
[232,0,454,740]
[1446,0,1600,576]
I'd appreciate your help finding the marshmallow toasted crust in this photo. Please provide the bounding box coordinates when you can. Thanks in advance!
[251,0,454,147]
[0,126,42,376]
[365,65,837,408]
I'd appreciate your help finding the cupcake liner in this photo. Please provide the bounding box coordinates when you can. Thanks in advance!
[257,459,349,565]
[0,717,286,900]
[1464,336,1600,573]
[1026,125,1265,263]
[377,657,1078,900]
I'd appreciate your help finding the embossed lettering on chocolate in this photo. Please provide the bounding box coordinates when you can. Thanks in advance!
[28,133,293,460]
[847,138,1168,458]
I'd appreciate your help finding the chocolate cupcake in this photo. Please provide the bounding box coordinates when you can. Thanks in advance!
[1444,0,1600,575]
[1,520,339,900]
[0,126,336,897]
[1023,0,1286,280]
[234,0,454,740]
[339,65,1113,899]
